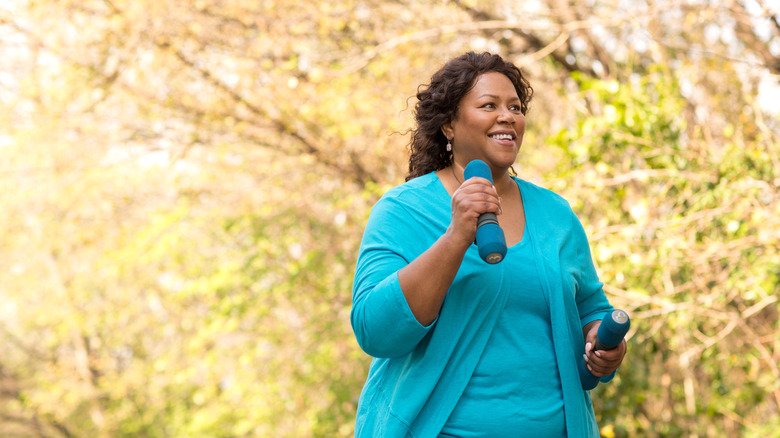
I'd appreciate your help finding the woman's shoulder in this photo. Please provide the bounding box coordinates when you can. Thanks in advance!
[380,172,441,203]
[365,172,447,236]
[514,177,573,212]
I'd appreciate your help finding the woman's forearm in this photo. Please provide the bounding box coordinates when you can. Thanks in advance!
[397,228,471,325]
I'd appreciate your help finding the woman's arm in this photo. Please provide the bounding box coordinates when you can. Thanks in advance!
[398,177,499,325]
[571,212,627,376]
[351,177,499,357]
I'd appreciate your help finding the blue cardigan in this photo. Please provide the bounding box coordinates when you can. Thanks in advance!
[351,172,614,437]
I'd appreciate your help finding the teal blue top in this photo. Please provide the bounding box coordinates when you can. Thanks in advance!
[440,233,565,436]
[351,172,614,437]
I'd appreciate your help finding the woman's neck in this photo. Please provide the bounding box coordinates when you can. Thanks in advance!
[450,162,515,196]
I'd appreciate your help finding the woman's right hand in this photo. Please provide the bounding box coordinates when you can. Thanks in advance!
[447,176,502,246]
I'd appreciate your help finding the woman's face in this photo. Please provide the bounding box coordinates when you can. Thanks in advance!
[443,72,526,173]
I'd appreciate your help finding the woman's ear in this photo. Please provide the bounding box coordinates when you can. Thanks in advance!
[441,122,453,141]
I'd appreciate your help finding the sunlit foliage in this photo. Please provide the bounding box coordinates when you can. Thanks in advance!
[0,0,777,436]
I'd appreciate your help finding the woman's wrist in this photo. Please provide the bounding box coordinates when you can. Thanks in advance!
[442,226,473,254]
[582,320,599,337]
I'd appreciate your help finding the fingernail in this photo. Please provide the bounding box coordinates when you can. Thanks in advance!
[595,351,602,357]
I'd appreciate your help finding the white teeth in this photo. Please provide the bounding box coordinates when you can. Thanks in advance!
[490,134,513,140]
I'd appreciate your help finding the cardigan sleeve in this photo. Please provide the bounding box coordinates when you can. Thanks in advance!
[351,194,435,358]
[569,211,621,384]
[569,212,613,328]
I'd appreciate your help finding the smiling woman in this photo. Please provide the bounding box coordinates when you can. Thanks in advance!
[350,52,627,437]
[441,72,526,173]
[439,71,527,248]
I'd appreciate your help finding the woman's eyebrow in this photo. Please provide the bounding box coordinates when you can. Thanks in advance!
[477,93,520,101]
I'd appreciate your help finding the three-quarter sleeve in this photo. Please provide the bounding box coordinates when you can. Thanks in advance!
[569,212,613,327]
[351,195,435,358]
[564,208,619,384]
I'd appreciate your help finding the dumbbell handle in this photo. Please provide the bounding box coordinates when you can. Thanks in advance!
[579,309,630,390]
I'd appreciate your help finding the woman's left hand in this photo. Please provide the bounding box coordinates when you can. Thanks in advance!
[583,321,627,377]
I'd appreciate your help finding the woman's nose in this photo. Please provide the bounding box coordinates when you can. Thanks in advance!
[497,108,515,124]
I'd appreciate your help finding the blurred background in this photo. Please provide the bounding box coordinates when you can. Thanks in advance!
[0,0,778,437]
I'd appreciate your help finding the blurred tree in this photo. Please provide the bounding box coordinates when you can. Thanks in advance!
[0,0,777,436]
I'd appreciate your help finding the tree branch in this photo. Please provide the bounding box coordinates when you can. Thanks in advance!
[450,0,599,76]
[733,0,780,74]
[157,39,376,186]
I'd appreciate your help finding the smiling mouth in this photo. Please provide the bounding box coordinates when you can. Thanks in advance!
[489,134,515,141]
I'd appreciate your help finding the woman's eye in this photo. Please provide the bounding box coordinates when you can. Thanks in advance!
[481,103,496,109]
[510,105,521,112]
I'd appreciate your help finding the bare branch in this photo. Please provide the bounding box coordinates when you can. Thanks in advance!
[733,0,780,74]
[157,40,377,185]
[0,366,76,438]
[450,0,599,76]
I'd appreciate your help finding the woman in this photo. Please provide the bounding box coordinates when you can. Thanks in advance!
[351,52,626,437]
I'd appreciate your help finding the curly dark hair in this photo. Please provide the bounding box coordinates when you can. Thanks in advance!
[406,52,533,181]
